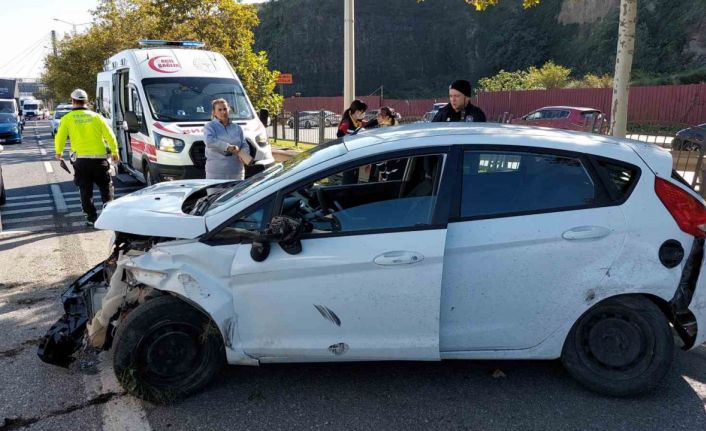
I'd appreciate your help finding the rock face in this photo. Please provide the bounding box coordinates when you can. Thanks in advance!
[254,0,706,98]
[557,0,618,25]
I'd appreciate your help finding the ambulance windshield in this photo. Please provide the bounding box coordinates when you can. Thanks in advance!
[142,77,253,122]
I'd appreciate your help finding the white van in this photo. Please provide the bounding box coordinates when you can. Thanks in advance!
[96,40,274,185]
[23,100,44,119]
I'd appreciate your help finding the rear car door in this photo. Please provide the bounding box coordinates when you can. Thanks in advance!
[440,146,630,351]
[222,148,455,361]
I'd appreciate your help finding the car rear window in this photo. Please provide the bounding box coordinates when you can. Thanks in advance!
[595,160,639,200]
[461,151,596,218]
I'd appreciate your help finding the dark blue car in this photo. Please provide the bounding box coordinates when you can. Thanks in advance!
[0,113,22,144]
[673,123,706,151]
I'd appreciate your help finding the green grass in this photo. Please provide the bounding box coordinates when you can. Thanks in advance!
[269,138,316,152]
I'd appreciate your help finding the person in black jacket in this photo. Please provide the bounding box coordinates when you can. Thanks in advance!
[432,79,486,123]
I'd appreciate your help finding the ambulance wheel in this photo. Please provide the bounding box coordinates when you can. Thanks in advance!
[144,162,155,186]
[112,296,226,403]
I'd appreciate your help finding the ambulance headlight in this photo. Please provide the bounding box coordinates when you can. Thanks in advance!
[154,134,185,153]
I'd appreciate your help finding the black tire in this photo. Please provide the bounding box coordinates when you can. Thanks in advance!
[0,184,6,206]
[304,120,312,129]
[144,162,155,186]
[561,295,673,397]
[112,295,225,403]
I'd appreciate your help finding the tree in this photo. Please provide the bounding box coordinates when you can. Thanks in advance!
[525,61,571,89]
[42,0,282,113]
[478,69,529,91]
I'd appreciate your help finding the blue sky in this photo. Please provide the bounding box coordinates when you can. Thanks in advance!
[0,0,268,78]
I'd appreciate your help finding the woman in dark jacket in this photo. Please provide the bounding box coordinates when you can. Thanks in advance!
[336,99,368,138]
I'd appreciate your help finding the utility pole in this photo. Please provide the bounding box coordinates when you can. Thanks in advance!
[50,30,57,56]
[343,0,355,111]
[609,0,637,138]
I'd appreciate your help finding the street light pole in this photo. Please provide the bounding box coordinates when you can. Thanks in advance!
[53,18,90,35]
[343,0,355,111]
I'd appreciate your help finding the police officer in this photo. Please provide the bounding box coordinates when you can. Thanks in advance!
[432,79,487,123]
[54,89,119,227]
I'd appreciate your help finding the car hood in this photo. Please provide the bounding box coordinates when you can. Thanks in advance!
[0,123,17,131]
[95,179,228,238]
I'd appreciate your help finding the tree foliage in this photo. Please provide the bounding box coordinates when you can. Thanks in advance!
[479,62,613,91]
[42,0,282,113]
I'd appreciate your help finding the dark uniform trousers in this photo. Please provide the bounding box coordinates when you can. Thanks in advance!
[73,158,114,222]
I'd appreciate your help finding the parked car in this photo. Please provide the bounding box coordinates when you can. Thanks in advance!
[0,113,22,144]
[50,110,71,137]
[432,102,447,112]
[287,111,341,128]
[672,123,706,151]
[39,123,706,402]
[418,111,435,123]
[512,106,603,132]
[0,144,5,205]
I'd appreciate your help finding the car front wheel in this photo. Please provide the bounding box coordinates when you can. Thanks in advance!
[561,295,673,397]
[112,295,225,403]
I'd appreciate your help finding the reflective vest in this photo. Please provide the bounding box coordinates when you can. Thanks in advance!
[54,108,118,157]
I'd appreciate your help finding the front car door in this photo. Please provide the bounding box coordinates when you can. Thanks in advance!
[220,148,456,362]
[440,145,630,351]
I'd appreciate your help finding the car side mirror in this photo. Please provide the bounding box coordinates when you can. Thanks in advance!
[123,111,140,133]
[248,215,305,262]
[258,108,270,127]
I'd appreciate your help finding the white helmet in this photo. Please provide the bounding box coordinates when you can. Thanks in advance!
[70,88,88,101]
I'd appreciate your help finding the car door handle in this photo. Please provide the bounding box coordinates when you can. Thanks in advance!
[374,251,424,266]
[562,226,611,240]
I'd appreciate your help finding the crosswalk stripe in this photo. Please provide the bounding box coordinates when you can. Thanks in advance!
[1,199,53,208]
[1,206,54,216]
[4,194,51,201]
[1,215,54,224]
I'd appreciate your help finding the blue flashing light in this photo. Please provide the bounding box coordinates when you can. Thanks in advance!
[138,40,205,49]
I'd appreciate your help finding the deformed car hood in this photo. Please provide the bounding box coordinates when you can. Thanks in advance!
[95,179,227,238]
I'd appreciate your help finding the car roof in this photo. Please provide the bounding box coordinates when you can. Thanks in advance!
[536,106,600,112]
[342,123,638,159]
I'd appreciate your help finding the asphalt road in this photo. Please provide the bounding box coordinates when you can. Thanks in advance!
[1,121,705,430]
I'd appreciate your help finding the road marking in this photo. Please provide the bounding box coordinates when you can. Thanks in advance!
[83,353,153,431]
[0,215,54,224]
[62,187,140,196]
[4,194,51,201]
[1,199,53,208]
[39,148,47,155]
[50,184,68,213]
[1,206,53,215]
[44,161,54,173]
[0,224,55,234]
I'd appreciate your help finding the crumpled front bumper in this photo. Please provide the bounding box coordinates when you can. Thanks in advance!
[37,263,107,367]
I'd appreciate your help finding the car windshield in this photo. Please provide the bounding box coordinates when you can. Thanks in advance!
[0,101,15,113]
[54,111,69,119]
[0,113,15,123]
[142,77,253,122]
[206,139,347,214]
[24,104,38,110]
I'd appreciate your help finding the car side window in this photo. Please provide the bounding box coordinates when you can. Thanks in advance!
[281,154,444,235]
[461,151,596,218]
[526,111,542,120]
[209,199,274,242]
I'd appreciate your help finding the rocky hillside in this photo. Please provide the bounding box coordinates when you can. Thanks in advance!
[254,0,706,98]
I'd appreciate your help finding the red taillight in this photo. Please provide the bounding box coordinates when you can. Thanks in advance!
[655,177,706,238]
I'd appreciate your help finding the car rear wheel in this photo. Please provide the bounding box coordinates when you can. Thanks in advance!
[304,120,312,129]
[0,182,6,206]
[561,295,673,396]
[112,295,225,403]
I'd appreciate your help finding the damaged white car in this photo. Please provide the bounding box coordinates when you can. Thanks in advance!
[39,123,706,402]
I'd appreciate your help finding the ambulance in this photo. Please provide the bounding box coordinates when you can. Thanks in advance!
[96,40,274,185]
